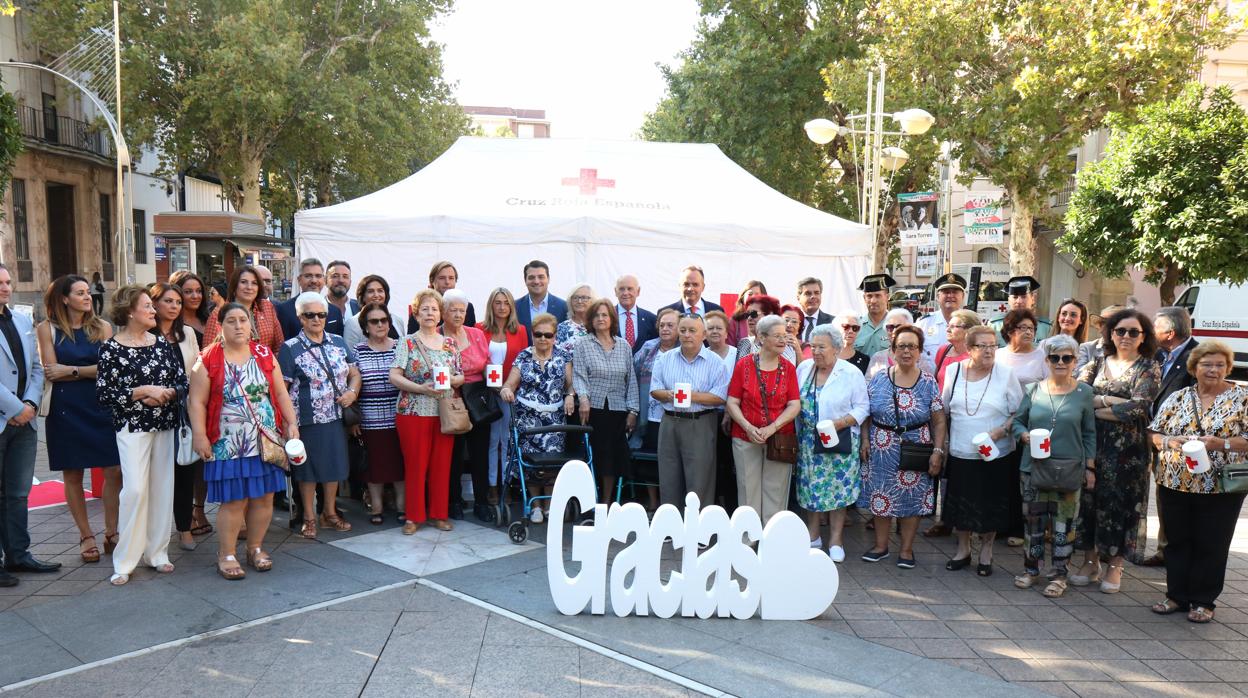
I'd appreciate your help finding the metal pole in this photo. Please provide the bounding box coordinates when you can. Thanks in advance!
[113,1,132,284]
[869,62,886,272]
[859,70,874,226]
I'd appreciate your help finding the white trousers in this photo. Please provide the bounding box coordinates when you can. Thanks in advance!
[113,429,175,576]
[731,439,792,525]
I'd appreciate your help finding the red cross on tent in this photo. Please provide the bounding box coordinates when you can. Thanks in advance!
[1040,437,1051,453]
[488,368,501,383]
[978,444,993,457]
[561,168,615,195]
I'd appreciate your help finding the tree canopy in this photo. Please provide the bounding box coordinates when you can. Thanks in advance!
[28,0,467,216]
[1060,85,1248,306]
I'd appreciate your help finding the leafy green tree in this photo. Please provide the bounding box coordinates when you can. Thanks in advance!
[1060,85,1248,306]
[0,81,22,216]
[826,0,1233,275]
[27,0,466,216]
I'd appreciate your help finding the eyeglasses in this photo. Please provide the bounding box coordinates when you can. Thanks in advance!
[885,324,901,332]
[783,318,800,326]
[746,310,760,319]
[570,295,592,302]
[1113,327,1143,338]
[301,312,328,320]
[1015,325,1036,333]
[1046,354,1076,365]
[971,344,997,351]
[366,317,390,326]
[532,331,555,339]
[894,343,920,352]
[841,324,861,332]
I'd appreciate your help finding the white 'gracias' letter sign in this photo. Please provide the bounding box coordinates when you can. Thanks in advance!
[546,460,838,620]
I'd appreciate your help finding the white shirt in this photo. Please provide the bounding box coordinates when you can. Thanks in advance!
[796,358,870,438]
[915,312,950,364]
[683,299,706,316]
[941,361,1023,458]
[996,346,1049,386]
[488,340,507,365]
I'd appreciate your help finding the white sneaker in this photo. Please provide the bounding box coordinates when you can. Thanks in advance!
[809,536,823,549]
[829,545,846,563]
[530,508,544,524]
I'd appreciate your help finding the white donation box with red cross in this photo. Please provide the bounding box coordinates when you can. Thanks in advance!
[486,364,503,388]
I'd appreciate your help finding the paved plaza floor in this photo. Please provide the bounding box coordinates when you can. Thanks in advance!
[2,483,1247,697]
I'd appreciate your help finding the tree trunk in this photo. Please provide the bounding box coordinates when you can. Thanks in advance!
[238,156,263,217]
[1008,189,1036,275]
[872,203,901,273]
[1158,260,1182,306]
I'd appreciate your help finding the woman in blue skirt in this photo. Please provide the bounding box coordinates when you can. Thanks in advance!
[189,304,298,580]
[37,275,122,564]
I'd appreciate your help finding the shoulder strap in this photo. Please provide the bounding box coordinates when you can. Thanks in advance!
[1189,388,1206,436]
[752,353,772,423]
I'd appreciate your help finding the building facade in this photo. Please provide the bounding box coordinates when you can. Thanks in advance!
[464,106,550,138]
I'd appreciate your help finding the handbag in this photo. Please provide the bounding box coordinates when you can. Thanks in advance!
[309,339,361,428]
[38,327,55,417]
[461,380,503,425]
[1188,390,1248,494]
[175,403,197,466]
[753,355,797,464]
[892,369,934,472]
[231,367,289,472]
[1024,383,1082,492]
[414,339,471,435]
[804,369,851,455]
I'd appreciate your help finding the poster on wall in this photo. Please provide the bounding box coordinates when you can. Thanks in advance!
[897,192,939,247]
[154,236,167,262]
[964,191,1005,244]
[914,246,938,277]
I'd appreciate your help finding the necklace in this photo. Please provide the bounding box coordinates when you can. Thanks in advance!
[962,364,992,416]
[1046,380,1072,429]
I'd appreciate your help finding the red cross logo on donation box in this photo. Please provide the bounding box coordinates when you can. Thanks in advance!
[978,444,993,457]
[820,432,833,446]
[488,368,501,384]
[674,388,689,404]
[561,168,615,195]
[1040,438,1051,454]
[436,372,448,387]
[1186,456,1199,471]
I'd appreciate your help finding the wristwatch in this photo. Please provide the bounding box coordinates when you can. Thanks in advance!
[71,367,79,378]
[1225,439,1232,451]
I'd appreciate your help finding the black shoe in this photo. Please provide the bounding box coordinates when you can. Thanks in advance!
[449,501,465,521]
[897,557,917,569]
[473,503,494,523]
[977,563,993,577]
[861,548,890,563]
[5,557,62,573]
[0,570,17,587]
[945,556,972,571]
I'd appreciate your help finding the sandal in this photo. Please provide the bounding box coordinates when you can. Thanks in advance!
[320,513,352,532]
[369,509,384,526]
[434,519,454,532]
[401,520,421,535]
[217,554,245,581]
[301,518,318,539]
[155,563,175,574]
[109,573,129,586]
[103,531,119,555]
[1188,606,1215,624]
[190,504,214,536]
[1152,599,1186,615]
[1042,578,1068,598]
[1100,563,1124,594]
[1014,573,1042,589]
[80,535,100,564]
[246,548,273,572]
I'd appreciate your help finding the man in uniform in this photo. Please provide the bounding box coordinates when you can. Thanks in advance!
[854,273,896,357]
[990,276,1051,346]
[916,273,967,365]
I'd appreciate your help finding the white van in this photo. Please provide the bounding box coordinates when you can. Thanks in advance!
[1176,282,1248,369]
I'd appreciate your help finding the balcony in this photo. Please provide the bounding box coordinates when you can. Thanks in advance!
[17,105,114,160]
[1050,175,1077,208]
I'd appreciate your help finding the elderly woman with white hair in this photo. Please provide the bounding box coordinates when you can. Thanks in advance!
[555,282,594,357]
[442,288,493,521]
[727,315,801,523]
[796,324,869,562]
[832,313,871,375]
[277,291,361,539]
[866,308,936,379]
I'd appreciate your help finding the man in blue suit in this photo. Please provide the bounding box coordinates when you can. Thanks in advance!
[515,260,567,344]
[661,265,723,316]
[615,274,657,353]
[0,265,56,585]
[276,258,345,339]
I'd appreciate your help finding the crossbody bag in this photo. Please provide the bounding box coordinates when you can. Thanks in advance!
[1026,382,1084,493]
[413,338,471,435]
[893,370,935,472]
[305,337,361,428]
[805,369,851,455]
[753,354,797,464]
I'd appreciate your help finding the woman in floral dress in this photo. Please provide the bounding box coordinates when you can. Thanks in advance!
[858,325,946,569]
[1071,309,1161,592]
[500,313,574,522]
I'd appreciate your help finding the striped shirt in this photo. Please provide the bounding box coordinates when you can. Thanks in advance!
[649,345,731,418]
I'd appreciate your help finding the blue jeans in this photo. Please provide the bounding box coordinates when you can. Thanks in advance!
[0,423,37,563]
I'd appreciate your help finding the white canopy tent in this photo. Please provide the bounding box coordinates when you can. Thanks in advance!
[295,137,870,322]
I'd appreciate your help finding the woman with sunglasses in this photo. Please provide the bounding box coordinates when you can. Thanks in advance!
[353,301,404,525]
[832,313,871,375]
[1071,309,1161,592]
[1011,333,1097,598]
[727,280,767,347]
[1053,298,1090,344]
[866,308,935,380]
[277,292,361,539]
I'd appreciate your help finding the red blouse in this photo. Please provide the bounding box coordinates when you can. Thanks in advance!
[453,325,491,383]
[727,354,800,440]
[476,323,529,381]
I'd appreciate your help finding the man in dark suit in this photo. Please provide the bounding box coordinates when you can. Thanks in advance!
[276,258,345,339]
[661,265,724,316]
[1140,306,1199,567]
[614,274,657,352]
[515,260,567,343]
[406,261,477,334]
[796,276,834,343]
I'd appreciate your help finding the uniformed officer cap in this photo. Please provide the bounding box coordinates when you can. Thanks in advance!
[1007,276,1041,295]
[858,273,897,293]
[934,273,967,292]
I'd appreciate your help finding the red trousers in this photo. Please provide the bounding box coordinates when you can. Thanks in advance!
[396,414,454,523]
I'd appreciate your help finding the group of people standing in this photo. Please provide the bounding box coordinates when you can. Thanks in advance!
[0,258,1242,628]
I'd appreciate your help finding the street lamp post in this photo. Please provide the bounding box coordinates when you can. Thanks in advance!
[804,62,933,272]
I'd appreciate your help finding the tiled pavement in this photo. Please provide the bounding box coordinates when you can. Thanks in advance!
[5,472,1248,696]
